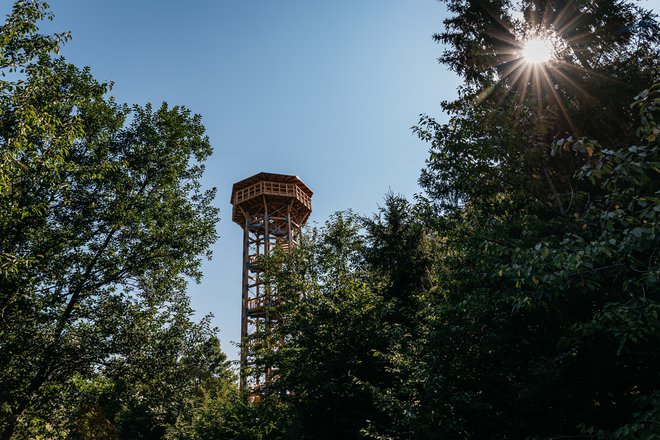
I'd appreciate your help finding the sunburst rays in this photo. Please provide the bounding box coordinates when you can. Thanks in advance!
[469,1,607,138]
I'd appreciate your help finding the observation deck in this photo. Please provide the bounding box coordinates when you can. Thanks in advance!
[231,172,312,226]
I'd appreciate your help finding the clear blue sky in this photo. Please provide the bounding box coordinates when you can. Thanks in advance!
[4,0,463,362]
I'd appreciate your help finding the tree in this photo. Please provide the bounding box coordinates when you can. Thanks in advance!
[82,299,234,440]
[250,199,434,439]
[410,0,659,437]
[15,297,236,440]
[266,212,385,440]
[1,0,86,279]
[360,195,436,438]
[418,0,658,212]
[0,2,223,438]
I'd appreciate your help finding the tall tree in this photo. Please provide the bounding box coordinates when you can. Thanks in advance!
[267,212,385,440]
[0,2,222,438]
[253,199,434,439]
[412,0,659,437]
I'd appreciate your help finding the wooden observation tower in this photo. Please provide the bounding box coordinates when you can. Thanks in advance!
[231,172,313,393]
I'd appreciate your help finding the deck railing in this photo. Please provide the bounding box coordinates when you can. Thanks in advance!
[233,181,312,210]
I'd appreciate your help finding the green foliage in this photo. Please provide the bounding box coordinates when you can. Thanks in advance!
[267,212,384,439]
[418,0,658,215]
[408,0,660,434]
[1,0,91,279]
[248,201,433,439]
[0,2,232,439]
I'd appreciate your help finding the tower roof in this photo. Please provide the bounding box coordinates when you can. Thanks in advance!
[230,172,313,203]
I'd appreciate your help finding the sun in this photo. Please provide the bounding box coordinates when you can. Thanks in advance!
[522,37,553,64]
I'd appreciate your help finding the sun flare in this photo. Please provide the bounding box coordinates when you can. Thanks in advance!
[522,37,553,64]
